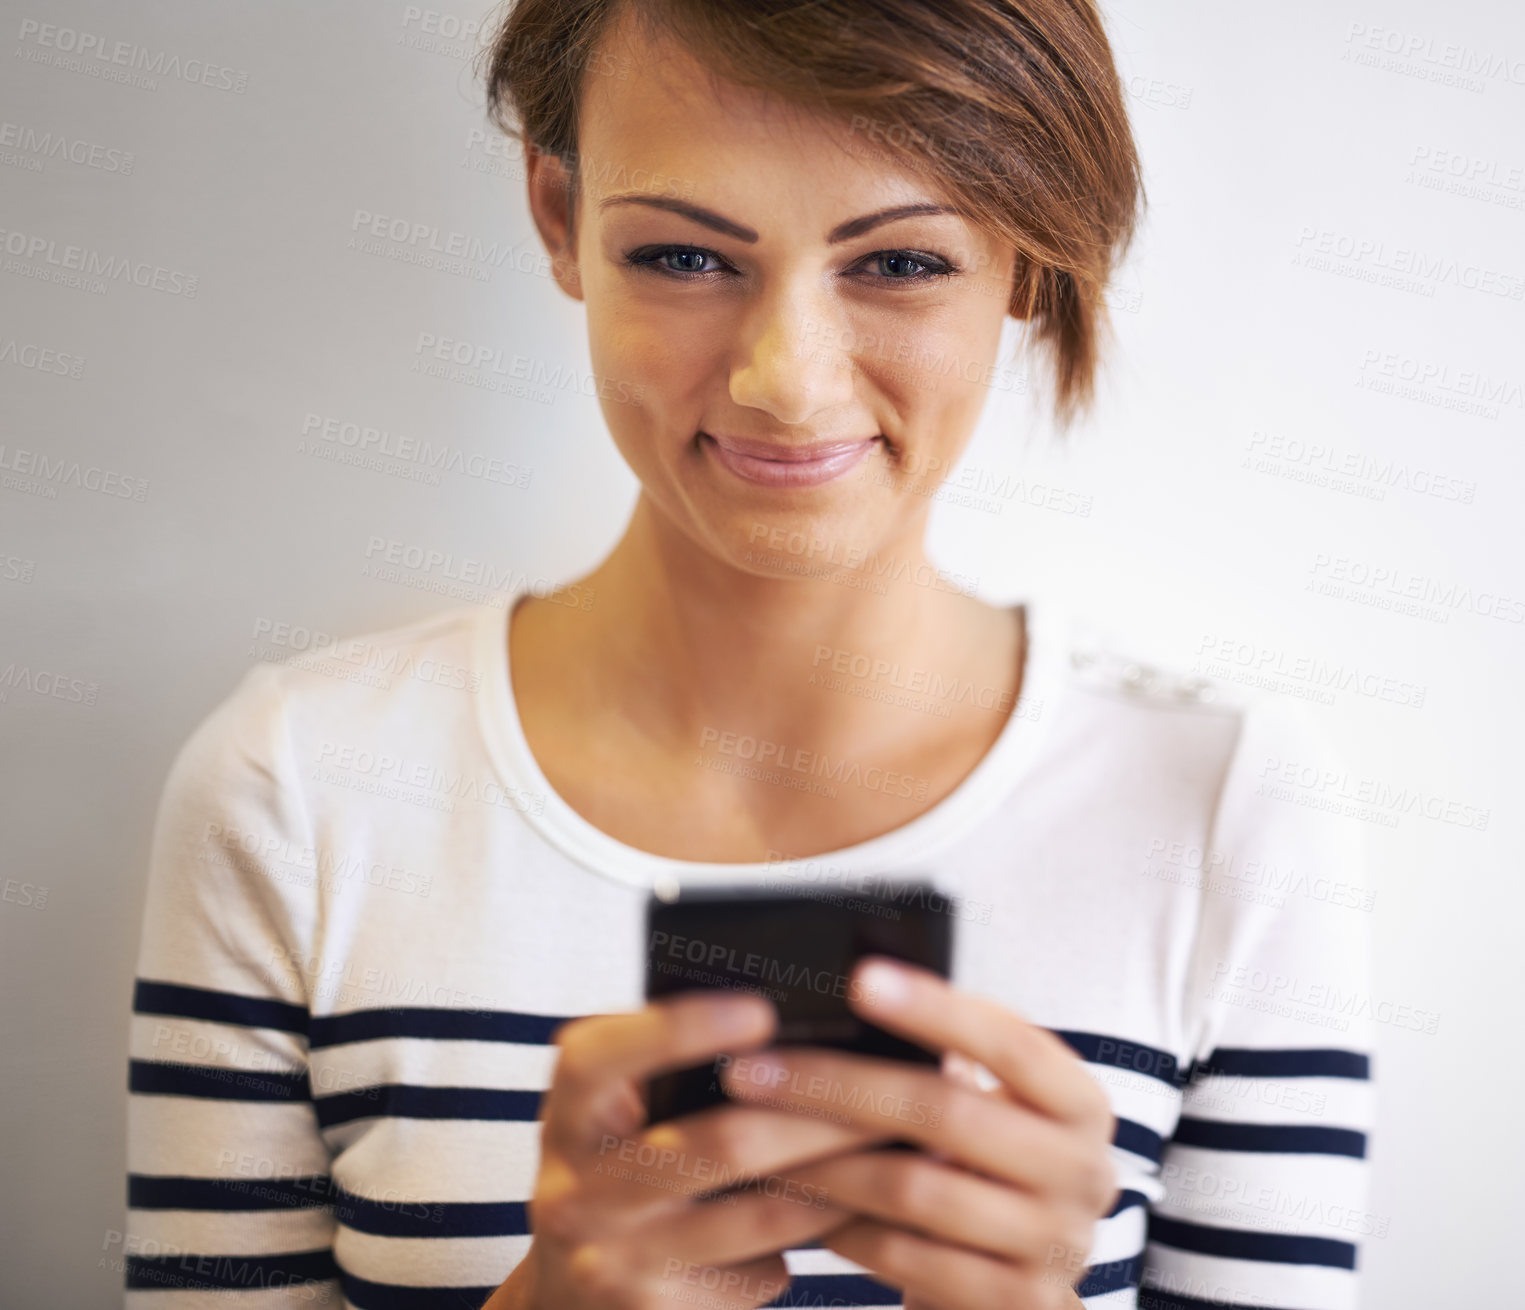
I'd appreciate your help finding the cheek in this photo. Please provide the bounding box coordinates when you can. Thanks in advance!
[586,291,721,425]
[855,315,1006,429]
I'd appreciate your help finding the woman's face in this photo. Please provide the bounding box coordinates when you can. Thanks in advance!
[529,11,1020,579]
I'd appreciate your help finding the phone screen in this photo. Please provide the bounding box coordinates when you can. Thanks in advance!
[643,879,954,1124]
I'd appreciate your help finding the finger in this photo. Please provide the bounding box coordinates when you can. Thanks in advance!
[825,1216,1063,1310]
[648,1252,794,1310]
[542,992,777,1156]
[582,1101,888,1208]
[787,1148,1096,1269]
[649,1186,853,1269]
[849,957,1114,1135]
[721,1047,1116,1212]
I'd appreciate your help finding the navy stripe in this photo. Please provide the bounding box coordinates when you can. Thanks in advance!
[1138,1292,1307,1310]
[1115,1116,1164,1163]
[309,1006,574,1049]
[315,1083,541,1128]
[1075,1250,1142,1298]
[129,1058,311,1103]
[1173,1116,1367,1159]
[128,1173,332,1212]
[1149,1213,1357,1269]
[342,1265,900,1307]
[1107,1187,1150,1219]
[309,1083,1166,1173]
[1051,1029,1191,1088]
[333,1186,529,1238]
[133,978,309,1034]
[127,1173,534,1239]
[125,1248,337,1293]
[767,1273,902,1306]
[1196,1047,1370,1081]
[341,1269,497,1310]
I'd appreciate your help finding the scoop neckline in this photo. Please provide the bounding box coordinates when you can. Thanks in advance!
[472,579,1067,891]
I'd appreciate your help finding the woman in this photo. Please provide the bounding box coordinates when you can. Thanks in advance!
[124,2,1374,1308]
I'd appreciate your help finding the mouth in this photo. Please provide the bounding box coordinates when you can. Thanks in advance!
[700,432,880,488]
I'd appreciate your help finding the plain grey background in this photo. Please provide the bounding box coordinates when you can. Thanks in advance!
[2,0,1521,1305]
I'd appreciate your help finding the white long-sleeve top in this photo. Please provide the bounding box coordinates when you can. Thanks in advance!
[124,580,1377,1309]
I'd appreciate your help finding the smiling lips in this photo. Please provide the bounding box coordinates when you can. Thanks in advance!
[701,432,879,487]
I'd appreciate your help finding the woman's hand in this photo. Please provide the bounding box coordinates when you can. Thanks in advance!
[483,989,887,1310]
[720,957,1119,1310]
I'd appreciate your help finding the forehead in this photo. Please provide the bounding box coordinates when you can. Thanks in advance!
[576,7,952,215]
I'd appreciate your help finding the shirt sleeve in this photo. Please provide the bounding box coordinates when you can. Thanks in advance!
[124,662,342,1307]
[1140,695,1380,1310]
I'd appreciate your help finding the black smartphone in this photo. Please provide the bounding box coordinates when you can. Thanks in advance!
[642,878,954,1125]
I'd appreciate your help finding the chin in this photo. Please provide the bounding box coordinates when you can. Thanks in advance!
[706,497,895,582]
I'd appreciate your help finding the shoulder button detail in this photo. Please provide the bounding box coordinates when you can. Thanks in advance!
[1069,647,1217,704]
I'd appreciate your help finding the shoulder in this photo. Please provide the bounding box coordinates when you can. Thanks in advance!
[1036,607,1354,826]
[167,603,493,791]
[1050,607,1242,719]
[1035,606,1249,793]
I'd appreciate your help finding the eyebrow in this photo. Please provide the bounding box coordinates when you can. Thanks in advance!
[597,194,958,244]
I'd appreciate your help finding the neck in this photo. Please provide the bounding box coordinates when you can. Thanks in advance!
[552,493,1002,762]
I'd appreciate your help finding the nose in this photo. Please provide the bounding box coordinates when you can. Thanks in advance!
[728,285,857,426]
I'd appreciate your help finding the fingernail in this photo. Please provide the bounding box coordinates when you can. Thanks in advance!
[857,958,911,1008]
[715,996,770,1035]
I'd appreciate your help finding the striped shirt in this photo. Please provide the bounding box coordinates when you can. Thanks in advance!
[125,582,1375,1309]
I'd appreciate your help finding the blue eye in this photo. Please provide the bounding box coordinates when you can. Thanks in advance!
[622,245,956,284]
[659,248,720,274]
[876,251,939,279]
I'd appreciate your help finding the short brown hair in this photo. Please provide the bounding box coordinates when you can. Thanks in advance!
[479,0,1144,427]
